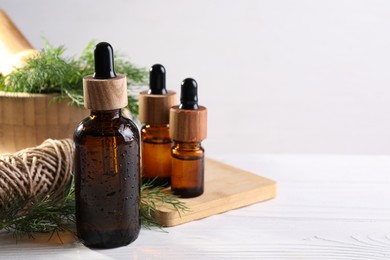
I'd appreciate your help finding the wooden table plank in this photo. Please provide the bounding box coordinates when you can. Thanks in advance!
[152,158,277,226]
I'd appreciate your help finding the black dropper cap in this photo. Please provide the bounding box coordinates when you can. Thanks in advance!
[93,42,117,79]
[179,78,199,110]
[149,64,167,94]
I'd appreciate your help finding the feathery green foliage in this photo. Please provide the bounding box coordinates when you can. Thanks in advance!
[0,179,187,238]
[0,183,76,239]
[141,180,189,229]
[0,40,147,115]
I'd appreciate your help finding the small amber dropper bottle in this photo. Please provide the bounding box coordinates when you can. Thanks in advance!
[74,42,140,249]
[139,64,176,186]
[170,78,207,198]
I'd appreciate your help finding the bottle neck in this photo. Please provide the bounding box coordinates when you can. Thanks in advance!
[143,123,169,129]
[90,109,121,120]
[173,141,202,150]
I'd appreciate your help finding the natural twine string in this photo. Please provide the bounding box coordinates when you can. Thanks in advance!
[0,139,73,207]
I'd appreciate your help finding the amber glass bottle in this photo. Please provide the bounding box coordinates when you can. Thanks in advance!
[170,78,207,198]
[139,64,176,187]
[141,124,172,186]
[74,42,140,248]
[171,141,205,197]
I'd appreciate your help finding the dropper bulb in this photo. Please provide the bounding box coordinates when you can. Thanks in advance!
[149,64,167,94]
[93,42,117,79]
[179,78,199,110]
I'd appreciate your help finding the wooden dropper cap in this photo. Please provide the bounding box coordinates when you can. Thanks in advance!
[170,78,207,142]
[83,42,128,110]
[139,64,176,125]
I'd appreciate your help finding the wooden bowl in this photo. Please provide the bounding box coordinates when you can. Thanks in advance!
[0,91,89,153]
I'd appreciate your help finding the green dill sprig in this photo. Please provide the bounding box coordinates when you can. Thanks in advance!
[141,180,189,229]
[0,179,187,239]
[0,40,148,116]
[0,183,76,239]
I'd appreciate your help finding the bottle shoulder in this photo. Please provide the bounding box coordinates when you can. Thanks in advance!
[141,124,171,143]
[172,142,204,160]
[141,124,169,131]
[74,115,139,142]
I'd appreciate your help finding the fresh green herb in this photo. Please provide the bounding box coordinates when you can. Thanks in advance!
[141,180,189,229]
[0,40,147,115]
[0,183,76,239]
[0,179,187,239]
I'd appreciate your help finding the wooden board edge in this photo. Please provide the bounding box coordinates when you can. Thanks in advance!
[153,181,277,227]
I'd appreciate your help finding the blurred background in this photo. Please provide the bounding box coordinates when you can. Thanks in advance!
[2,0,390,154]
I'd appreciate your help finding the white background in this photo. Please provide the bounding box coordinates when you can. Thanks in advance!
[3,0,390,154]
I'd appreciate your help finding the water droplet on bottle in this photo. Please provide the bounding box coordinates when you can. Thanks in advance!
[107,191,116,197]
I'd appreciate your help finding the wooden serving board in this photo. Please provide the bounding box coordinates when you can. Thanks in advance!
[152,158,277,226]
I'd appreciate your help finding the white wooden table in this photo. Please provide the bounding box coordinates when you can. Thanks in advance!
[1,154,390,259]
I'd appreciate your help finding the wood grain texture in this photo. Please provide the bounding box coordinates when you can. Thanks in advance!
[0,92,88,153]
[138,90,177,125]
[0,10,37,75]
[0,10,33,56]
[0,154,389,259]
[83,74,127,110]
[152,158,277,226]
[169,105,207,142]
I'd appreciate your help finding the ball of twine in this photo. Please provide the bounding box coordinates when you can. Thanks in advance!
[0,139,73,207]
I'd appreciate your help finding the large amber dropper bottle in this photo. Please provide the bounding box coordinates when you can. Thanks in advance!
[139,64,176,186]
[74,42,140,248]
[170,78,207,198]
